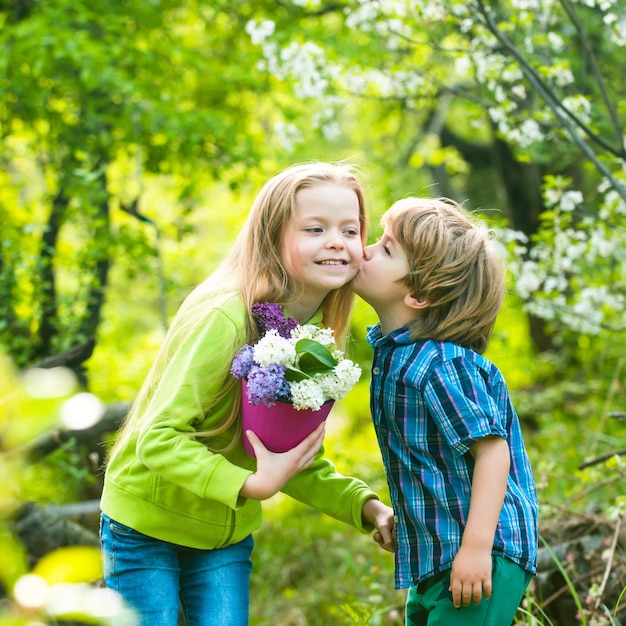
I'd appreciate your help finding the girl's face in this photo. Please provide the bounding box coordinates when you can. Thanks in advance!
[281,183,363,314]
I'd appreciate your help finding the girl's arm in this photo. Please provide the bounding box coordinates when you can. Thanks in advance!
[449,435,510,608]
[241,427,396,551]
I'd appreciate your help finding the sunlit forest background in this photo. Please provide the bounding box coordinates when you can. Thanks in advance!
[1,0,625,624]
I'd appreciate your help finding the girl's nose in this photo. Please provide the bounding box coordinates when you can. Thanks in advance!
[325,231,345,249]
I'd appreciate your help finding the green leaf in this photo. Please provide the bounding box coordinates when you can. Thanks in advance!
[295,338,337,372]
[285,364,310,382]
[283,339,338,381]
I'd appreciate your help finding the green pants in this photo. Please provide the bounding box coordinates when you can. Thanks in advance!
[405,555,531,626]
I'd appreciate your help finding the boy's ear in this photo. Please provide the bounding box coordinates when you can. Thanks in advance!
[404,293,429,310]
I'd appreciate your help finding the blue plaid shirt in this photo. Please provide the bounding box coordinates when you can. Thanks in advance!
[367,324,538,589]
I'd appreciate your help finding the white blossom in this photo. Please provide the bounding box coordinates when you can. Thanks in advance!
[244,19,275,46]
[292,325,335,347]
[312,360,363,402]
[508,119,544,147]
[337,358,361,382]
[273,122,302,153]
[561,96,591,124]
[290,379,327,411]
[547,32,565,52]
[237,317,362,410]
[515,262,543,299]
[253,330,296,367]
[511,84,527,99]
[547,63,575,88]
[588,228,616,258]
[291,0,323,7]
[559,190,583,212]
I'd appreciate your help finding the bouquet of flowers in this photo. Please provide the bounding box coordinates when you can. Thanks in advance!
[230,302,362,411]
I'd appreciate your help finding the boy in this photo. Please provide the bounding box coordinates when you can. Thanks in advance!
[353,197,538,625]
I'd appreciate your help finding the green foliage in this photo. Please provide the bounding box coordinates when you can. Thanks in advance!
[0,0,287,367]
[250,506,403,625]
[1,0,626,623]
[24,439,98,504]
[247,0,626,337]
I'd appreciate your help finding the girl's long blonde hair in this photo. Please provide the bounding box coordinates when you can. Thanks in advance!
[384,197,505,354]
[108,162,368,457]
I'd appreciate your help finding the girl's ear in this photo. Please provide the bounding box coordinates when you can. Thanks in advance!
[404,293,429,310]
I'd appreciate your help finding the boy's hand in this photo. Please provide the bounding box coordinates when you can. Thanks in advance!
[449,545,492,608]
[362,499,395,553]
[240,423,325,501]
[448,435,507,607]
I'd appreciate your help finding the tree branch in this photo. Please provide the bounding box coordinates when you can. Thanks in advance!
[38,188,66,356]
[559,0,622,142]
[594,511,623,611]
[474,0,626,202]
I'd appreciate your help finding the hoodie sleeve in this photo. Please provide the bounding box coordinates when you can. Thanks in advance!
[280,448,380,533]
[133,298,253,510]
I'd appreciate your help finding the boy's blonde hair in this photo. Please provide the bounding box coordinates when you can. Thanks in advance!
[383,197,505,354]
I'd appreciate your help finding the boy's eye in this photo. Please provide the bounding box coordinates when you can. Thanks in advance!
[382,244,391,255]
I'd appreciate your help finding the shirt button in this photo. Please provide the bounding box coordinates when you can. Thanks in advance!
[372,367,380,375]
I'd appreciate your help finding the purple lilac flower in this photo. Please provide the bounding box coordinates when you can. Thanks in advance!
[230,344,255,379]
[245,364,290,407]
[251,302,298,338]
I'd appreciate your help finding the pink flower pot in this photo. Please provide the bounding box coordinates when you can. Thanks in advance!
[241,380,334,457]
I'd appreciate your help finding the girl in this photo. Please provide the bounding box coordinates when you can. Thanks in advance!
[99,162,395,626]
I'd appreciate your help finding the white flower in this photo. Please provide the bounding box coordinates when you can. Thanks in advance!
[233,304,363,410]
[253,330,296,367]
[314,360,362,401]
[290,379,327,411]
[291,324,335,347]
[245,19,275,45]
[315,373,339,399]
[332,360,362,395]
[559,190,583,212]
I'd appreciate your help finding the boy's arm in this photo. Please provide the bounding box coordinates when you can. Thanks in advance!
[449,435,510,608]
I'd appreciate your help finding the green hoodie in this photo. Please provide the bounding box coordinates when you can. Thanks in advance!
[100,292,379,549]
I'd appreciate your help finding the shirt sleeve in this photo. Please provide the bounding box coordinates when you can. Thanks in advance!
[423,356,507,456]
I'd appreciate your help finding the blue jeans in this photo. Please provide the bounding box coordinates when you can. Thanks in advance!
[100,513,254,626]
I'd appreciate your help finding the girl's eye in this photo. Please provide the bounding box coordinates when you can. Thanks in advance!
[344,228,359,236]
[305,227,323,233]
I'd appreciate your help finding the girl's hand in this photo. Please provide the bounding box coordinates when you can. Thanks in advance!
[240,423,325,501]
[362,499,396,553]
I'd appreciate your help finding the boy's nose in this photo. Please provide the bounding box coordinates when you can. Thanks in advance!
[362,245,374,260]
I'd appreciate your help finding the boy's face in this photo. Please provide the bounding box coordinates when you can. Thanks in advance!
[352,227,413,311]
